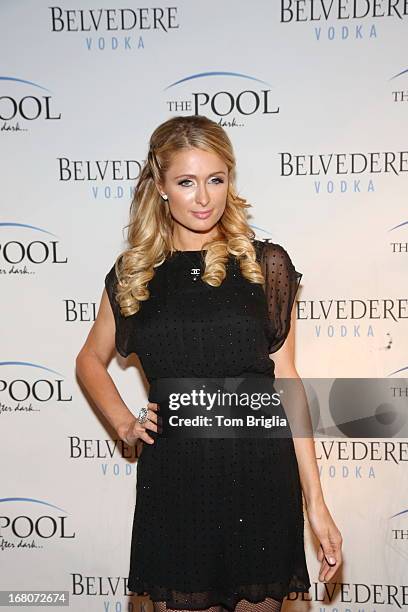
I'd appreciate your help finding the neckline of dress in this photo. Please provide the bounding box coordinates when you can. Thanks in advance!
[173,239,259,254]
[173,249,208,253]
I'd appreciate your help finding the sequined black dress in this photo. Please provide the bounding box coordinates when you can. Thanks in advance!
[104,239,311,611]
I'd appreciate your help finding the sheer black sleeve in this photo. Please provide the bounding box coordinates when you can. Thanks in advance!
[104,263,132,358]
[259,240,303,354]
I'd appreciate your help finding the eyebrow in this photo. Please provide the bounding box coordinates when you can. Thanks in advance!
[174,171,227,179]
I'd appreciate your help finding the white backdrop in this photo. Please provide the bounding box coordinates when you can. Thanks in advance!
[1,1,408,610]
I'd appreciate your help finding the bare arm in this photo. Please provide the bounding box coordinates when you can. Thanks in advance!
[272,303,343,582]
[75,287,156,444]
[272,304,324,509]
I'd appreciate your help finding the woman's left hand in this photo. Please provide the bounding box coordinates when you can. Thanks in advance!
[306,498,343,583]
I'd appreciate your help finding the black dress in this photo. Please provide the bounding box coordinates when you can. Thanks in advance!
[104,239,311,611]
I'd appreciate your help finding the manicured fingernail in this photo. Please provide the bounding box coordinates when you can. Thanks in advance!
[329,557,336,564]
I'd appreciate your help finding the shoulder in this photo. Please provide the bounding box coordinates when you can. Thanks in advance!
[253,238,296,269]
[105,263,118,296]
[105,263,116,282]
[105,256,124,289]
[104,258,124,307]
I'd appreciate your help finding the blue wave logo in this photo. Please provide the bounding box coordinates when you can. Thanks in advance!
[388,365,408,376]
[0,497,66,513]
[0,361,64,376]
[0,222,58,237]
[389,69,408,80]
[249,224,273,237]
[388,220,408,231]
[389,508,408,519]
[0,76,52,92]
[164,71,272,90]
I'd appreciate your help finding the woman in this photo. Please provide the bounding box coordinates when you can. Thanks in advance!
[76,115,343,612]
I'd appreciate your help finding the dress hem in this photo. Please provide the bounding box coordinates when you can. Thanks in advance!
[127,579,312,611]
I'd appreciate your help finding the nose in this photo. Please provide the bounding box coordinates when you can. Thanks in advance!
[195,183,210,207]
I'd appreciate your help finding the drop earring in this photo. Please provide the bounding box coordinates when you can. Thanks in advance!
[161,194,168,201]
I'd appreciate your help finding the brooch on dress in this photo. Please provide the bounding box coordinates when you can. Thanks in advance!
[190,267,201,281]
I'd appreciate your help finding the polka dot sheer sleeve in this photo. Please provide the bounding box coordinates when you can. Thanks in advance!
[104,263,132,358]
[259,241,303,355]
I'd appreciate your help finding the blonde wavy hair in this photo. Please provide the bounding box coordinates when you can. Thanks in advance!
[114,114,265,316]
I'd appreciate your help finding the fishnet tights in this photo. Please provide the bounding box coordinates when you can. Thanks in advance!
[153,596,283,612]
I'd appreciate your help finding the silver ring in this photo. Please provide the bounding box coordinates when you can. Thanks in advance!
[137,406,149,424]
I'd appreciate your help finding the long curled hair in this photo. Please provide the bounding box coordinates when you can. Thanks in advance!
[113,114,265,316]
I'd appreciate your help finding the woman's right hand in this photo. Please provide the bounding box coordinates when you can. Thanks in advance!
[117,402,160,446]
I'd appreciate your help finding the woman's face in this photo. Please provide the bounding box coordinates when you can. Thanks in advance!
[157,147,229,244]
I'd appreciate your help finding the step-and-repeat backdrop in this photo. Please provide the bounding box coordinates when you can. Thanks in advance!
[1,1,407,610]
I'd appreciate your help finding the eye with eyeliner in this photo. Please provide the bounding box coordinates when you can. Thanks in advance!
[178,177,224,187]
